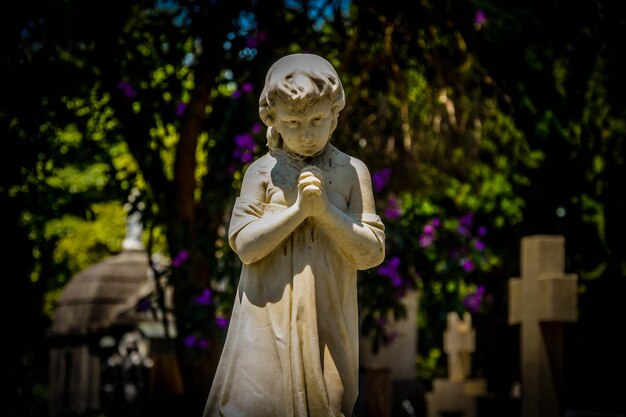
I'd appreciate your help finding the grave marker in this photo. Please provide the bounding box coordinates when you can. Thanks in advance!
[426,311,487,417]
[508,235,578,417]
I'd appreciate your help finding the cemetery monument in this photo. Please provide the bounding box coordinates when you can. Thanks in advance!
[202,53,386,417]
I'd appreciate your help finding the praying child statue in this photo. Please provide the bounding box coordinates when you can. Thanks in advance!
[203,53,385,417]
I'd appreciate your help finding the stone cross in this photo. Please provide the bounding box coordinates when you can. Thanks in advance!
[508,235,577,417]
[444,311,475,382]
[426,311,486,417]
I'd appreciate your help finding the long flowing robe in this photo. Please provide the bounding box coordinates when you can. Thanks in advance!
[203,194,385,417]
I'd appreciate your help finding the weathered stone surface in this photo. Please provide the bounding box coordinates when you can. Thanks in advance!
[508,235,578,417]
[203,53,385,417]
[50,249,153,335]
[426,311,486,417]
[444,312,476,382]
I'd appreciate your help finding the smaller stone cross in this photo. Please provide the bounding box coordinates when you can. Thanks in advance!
[426,312,486,417]
[508,235,577,417]
[444,311,475,382]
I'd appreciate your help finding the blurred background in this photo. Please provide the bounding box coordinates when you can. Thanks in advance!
[3,0,624,416]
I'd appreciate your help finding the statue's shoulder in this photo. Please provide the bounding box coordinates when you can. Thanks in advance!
[330,146,369,177]
[245,152,276,178]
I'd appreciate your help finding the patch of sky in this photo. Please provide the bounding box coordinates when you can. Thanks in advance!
[154,0,179,14]
[173,7,191,27]
[154,0,190,27]
[182,52,195,67]
[239,47,257,60]
[182,38,202,66]
[284,0,303,12]
[285,0,352,32]
[235,11,257,37]
[155,0,177,11]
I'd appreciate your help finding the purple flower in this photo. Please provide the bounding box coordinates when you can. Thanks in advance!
[185,335,211,350]
[459,212,474,228]
[233,148,254,163]
[117,80,137,100]
[423,224,434,235]
[473,239,486,252]
[474,10,487,27]
[193,288,213,306]
[382,330,399,347]
[215,316,229,329]
[241,152,253,163]
[197,338,210,350]
[171,249,189,268]
[176,102,187,117]
[231,83,254,99]
[463,285,486,313]
[431,217,441,228]
[251,122,262,134]
[371,168,392,193]
[234,133,255,150]
[384,197,402,219]
[241,82,254,94]
[377,315,399,346]
[384,208,402,220]
[233,132,257,163]
[419,234,434,248]
[184,334,197,347]
[461,258,475,272]
[477,226,488,236]
[377,256,403,287]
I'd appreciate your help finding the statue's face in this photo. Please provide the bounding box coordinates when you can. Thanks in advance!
[273,97,333,157]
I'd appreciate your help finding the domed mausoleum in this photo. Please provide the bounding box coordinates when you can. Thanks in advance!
[47,209,180,416]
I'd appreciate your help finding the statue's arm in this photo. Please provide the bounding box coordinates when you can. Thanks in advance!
[314,158,385,270]
[231,162,307,265]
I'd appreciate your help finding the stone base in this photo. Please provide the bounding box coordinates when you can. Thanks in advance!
[425,378,488,417]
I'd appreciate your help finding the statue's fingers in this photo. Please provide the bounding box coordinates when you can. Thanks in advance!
[298,177,322,188]
[302,185,322,196]
[300,166,324,180]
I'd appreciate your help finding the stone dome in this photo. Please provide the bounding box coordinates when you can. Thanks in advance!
[49,248,154,336]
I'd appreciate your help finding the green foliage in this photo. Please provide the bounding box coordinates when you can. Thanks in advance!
[45,202,125,273]
[338,3,544,377]
[4,0,625,412]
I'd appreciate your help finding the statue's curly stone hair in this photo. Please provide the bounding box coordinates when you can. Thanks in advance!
[258,54,345,151]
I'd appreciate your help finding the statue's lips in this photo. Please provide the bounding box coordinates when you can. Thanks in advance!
[299,145,322,154]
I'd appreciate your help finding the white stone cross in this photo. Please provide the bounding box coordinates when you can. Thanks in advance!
[444,311,475,382]
[426,310,486,417]
[508,235,577,417]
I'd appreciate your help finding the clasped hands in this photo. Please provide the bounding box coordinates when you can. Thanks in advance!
[296,165,332,218]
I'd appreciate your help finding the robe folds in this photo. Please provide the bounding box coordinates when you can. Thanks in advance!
[203,197,385,417]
